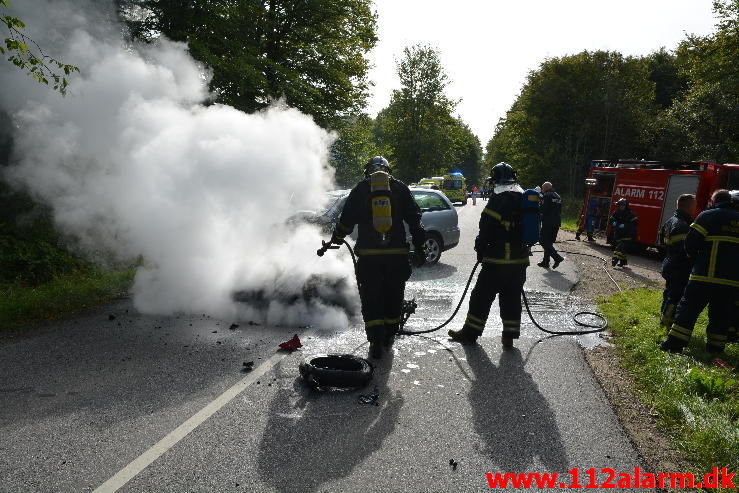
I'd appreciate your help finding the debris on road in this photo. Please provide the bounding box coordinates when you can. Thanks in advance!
[357,386,379,406]
[278,334,302,351]
[229,323,239,330]
[449,459,458,471]
[242,361,254,372]
[108,314,116,321]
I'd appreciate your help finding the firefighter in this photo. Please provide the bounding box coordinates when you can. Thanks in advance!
[330,156,426,359]
[448,162,528,348]
[661,189,739,354]
[537,181,564,269]
[609,198,638,267]
[658,194,697,330]
[576,198,597,242]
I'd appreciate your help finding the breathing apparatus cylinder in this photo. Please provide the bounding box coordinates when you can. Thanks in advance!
[521,189,541,246]
[370,171,393,245]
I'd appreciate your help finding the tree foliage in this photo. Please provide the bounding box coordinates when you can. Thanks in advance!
[374,44,482,184]
[1,0,79,94]
[118,0,378,128]
[486,0,738,195]
[329,114,386,188]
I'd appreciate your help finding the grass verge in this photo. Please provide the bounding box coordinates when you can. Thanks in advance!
[0,268,135,330]
[560,215,579,232]
[599,288,738,486]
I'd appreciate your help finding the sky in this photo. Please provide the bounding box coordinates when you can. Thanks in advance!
[366,0,718,145]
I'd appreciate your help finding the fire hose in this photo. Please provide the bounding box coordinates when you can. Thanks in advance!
[317,240,609,338]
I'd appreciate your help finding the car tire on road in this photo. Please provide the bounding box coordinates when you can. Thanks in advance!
[462,199,468,206]
[425,234,443,265]
[299,354,373,389]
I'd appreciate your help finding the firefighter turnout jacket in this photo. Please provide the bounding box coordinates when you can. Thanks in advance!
[685,203,739,288]
[660,209,693,273]
[476,190,530,265]
[609,207,638,241]
[540,189,562,228]
[333,176,425,256]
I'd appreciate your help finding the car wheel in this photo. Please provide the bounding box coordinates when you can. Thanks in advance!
[462,199,468,205]
[425,234,442,265]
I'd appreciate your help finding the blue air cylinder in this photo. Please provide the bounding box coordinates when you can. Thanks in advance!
[521,189,541,246]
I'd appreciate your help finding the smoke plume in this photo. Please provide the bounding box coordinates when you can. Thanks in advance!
[1,0,358,327]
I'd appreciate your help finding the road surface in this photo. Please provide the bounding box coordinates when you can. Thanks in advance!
[0,201,645,492]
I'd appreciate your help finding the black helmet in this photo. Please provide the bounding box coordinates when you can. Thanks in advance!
[364,156,391,177]
[490,162,516,185]
[617,198,628,207]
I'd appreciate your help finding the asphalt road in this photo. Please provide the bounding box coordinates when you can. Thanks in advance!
[0,201,645,492]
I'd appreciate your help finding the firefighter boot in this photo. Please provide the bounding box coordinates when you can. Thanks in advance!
[611,257,618,267]
[536,261,550,269]
[575,230,581,241]
[448,327,479,344]
[368,341,384,359]
[619,258,628,268]
[587,232,595,242]
[660,336,686,354]
[501,335,514,348]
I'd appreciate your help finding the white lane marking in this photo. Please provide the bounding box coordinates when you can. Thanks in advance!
[93,344,299,493]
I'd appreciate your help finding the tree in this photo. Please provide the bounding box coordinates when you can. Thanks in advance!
[329,114,386,188]
[1,0,79,94]
[118,0,377,128]
[485,51,655,194]
[374,44,463,182]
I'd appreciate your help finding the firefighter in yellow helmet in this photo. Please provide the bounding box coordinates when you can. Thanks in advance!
[330,157,426,359]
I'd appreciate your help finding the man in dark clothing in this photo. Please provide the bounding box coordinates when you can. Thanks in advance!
[661,189,739,354]
[609,198,638,267]
[658,194,696,330]
[537,181,564,269]
[448,162,529,348]
[331,156,426,359]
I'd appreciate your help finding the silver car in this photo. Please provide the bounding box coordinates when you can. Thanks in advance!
[311,187,460,265]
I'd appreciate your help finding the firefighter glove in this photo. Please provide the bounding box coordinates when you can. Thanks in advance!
[413,245,427,267]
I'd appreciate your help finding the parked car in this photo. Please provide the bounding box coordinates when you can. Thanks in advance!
[289,188,460,265]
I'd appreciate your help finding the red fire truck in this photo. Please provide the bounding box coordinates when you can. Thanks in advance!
[578,160,739,248]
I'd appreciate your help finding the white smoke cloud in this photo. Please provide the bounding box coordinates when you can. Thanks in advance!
[1,0,358,327]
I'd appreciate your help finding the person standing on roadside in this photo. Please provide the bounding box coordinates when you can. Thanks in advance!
[537,182,564,269]
[658,193,696,330]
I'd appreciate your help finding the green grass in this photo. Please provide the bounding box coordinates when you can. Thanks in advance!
[599,289,738,486]
[0,268,135,330]
[560,215,579,232]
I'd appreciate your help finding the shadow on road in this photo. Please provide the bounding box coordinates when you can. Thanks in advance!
[463,345,569,474]
[409,262,458,281]
[257,352,403,493]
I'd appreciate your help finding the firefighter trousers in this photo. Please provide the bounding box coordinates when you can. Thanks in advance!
[612,239,632,264]
[356,255,411,343]
[667,281,736,352]
[462,263,527,338]
[540,225,563,264]
[660,265,690,330]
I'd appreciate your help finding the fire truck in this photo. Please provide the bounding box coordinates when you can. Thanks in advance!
[578,160,739,248]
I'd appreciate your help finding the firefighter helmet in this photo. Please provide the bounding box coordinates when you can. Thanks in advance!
[364,156,391,177]
[616,198,629,207]
[490,162,517,185]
